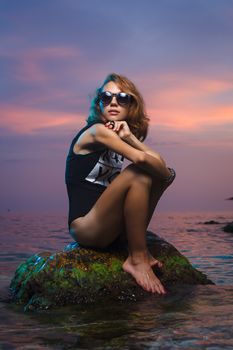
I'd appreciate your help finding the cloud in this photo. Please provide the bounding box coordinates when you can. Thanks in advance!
[1,68,233,137]
[0,45,81,83]
[148,104,233,130]
[134,72,233,130]
[0,104,84,134]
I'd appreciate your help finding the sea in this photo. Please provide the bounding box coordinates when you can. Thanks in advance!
[0,211,232,350]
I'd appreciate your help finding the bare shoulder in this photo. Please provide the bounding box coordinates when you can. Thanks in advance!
[88,122,106,135]
[90,122,119,142]
[83,122,114,141]
[75,122,142,163]
[73,123,106,154]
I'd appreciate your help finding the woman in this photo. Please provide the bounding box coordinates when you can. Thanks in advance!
[65,73,176,295]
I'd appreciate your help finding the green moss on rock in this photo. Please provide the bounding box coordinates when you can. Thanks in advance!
[10,231,213,311]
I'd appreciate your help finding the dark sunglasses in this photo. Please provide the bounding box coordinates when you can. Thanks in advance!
[98,91,132,106]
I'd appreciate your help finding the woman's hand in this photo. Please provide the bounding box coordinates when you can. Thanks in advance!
[105,120,132,141]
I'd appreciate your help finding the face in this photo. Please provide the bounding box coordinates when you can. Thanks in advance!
[99,81,130,123]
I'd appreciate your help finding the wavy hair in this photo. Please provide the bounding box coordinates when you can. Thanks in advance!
[86,73,150,141]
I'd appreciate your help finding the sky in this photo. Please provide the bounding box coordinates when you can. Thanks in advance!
[0,0,233,214]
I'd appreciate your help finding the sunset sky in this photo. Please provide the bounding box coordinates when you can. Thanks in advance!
[0,0,232,214]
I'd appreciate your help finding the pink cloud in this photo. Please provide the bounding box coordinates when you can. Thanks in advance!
[14,87,81,106]
[137,72,233,130]
[0,45,81,83]
[18,47,81,83]
[147,104,233,130]
[0,104,83,134]
[1,66,233,135]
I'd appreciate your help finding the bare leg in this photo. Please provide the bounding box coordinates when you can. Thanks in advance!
[119,178,170,268]
[146,179,171,268]
[122,175,166,294]
[70,164,167,294]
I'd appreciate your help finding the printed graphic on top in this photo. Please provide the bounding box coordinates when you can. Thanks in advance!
[85,149,124,187]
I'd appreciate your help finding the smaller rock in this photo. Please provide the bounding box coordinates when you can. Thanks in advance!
[203,220,220,225]
[222,222,233,233]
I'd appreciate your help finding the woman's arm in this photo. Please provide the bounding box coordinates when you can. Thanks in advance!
[105,120,166,165]
[90,123,172,181]
[124,132,166,166]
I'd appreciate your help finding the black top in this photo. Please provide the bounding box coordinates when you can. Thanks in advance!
[65,120,124,188]
[65,120,124,227]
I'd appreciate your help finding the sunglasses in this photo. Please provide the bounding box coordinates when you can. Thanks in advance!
[98,91,132,107]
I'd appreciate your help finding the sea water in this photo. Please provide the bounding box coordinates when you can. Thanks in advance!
[0,211,232,349]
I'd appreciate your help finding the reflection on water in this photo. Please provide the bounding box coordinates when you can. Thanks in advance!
[0,211,232,349]
[1,286,233,349]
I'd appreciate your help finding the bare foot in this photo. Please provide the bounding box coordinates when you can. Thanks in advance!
[122,256,166,294]
[148,253,163,268]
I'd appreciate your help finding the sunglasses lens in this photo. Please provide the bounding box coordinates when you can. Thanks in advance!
[117,92,131,105]
[99,91,132,106]
[99,92,112,106]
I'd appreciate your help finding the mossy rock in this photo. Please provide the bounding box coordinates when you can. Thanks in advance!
[10,231,213,311]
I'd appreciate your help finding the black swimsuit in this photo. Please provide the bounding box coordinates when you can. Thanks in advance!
[65,121,124,228]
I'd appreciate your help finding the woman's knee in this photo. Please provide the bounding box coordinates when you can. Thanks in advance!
[124,163,152,188]
[70,217,93,245]
[70,216,119,249]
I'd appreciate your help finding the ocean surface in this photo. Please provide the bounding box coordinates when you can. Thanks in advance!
[0,211,233,349]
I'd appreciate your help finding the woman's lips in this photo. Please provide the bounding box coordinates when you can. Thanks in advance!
[109,110,119,115]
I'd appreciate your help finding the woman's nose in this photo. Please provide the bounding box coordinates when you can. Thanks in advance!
[110,96,118,106]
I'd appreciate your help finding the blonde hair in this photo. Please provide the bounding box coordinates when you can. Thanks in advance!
[87,73,150,141]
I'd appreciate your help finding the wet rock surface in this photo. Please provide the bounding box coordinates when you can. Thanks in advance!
[10,231,213,311]
[222,222,233,233]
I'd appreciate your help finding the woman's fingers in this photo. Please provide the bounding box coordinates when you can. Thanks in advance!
[105,121,121,132]
[105,121,115,129]
[105,121,131,140]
